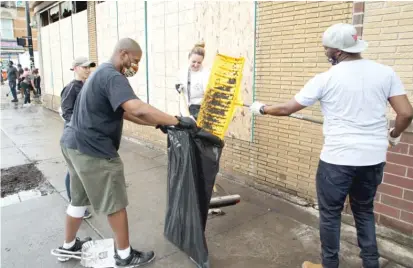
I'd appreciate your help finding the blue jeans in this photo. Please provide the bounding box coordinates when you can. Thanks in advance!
[316,160,384,268]
[65,171,71,201]
[8,80,17,100]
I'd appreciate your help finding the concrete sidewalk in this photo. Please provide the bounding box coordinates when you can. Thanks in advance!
[1,85,410,268]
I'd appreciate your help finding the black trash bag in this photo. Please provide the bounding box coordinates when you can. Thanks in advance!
[164,128,224,268]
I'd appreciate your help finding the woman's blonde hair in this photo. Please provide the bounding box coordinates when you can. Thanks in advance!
[189,41,205,58]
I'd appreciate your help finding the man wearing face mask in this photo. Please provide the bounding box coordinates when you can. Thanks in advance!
[56,38,196,267]
[249,23,413,268]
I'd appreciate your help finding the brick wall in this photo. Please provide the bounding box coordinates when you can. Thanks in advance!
[219,1,354,201]
[14,8,38,51]
[87,2,98,64]
[363,1,413,235]
[352,2,365,36]
[379,133,413,234]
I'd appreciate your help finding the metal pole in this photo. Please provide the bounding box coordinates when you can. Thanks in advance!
[25,1,35,69]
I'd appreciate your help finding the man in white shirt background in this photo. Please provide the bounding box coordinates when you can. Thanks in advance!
[250,23,413,268]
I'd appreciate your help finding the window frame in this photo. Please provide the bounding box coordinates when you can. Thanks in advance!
[0,18,14,39]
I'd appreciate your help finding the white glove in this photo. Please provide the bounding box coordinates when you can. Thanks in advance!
[250,101,265,115]
[388,128,401,147]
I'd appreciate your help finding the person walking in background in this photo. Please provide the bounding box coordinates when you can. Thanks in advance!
[176,42,210,120]
[17,64,24,99]
[19,67,31,99]
[60,56,96,219]
[32,68,41,97]
[250,23,413,268]
[20,68,35,106]
[6,61,18,102]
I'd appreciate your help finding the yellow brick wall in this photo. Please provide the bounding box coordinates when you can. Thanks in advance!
[14,9,39,51]
[363,1,413,118]
[221,1,354,201]
[87,2,98,64]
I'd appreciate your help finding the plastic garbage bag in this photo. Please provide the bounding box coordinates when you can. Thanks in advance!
[164,128,224,268]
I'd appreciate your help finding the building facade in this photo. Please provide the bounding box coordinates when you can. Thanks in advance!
[33,1,413,236]
[1,1,39,69]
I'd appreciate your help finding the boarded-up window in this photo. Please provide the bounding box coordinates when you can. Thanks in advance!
[49,5,59,23]
[60,2,72,18]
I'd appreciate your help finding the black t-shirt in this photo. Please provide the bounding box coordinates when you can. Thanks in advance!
[60,80,84,123]
[7,66,18,80]
[60,63,138,158]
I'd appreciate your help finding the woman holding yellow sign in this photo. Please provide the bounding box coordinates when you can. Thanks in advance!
[176,42,210,120]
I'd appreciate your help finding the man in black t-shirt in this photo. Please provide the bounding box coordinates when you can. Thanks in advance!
[56,38,196,267]
[6,61,18,102]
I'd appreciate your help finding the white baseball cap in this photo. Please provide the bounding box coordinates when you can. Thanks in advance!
[70,56,96,71]
[322,23,368,53]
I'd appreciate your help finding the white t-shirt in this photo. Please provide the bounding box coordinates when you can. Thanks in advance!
[178,67,210,106]
[295,59,406,166]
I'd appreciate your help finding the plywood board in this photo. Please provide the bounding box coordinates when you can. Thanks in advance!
[40,26,52,95]
[96,1,119,65]
[146,1,166,111]
[194,1,255,141]
[72,11,89,59]
[117,1,147,101]
[48,22,63,96]
[59,17,74,86]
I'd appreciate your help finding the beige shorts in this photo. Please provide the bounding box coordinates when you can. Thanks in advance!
[61,146,129,215]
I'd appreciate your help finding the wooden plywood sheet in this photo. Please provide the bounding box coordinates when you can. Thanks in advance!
[117,1,147,101]
[48,22,63,95]
[72,11,89,59]
[40,26,52,95]
[96,1,118,65]
[59,17,74,86]
[147,1,166,111]
[194,1,254,141]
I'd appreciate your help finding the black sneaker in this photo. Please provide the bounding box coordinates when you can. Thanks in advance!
[57,237,92,262]
[114,248,155,267]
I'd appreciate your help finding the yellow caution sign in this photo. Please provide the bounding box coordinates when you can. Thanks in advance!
[197,54,245,140]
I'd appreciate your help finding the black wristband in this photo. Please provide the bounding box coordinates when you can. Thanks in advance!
[259,106,266,115]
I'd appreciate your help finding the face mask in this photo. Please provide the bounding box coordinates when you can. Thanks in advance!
[328,56,338,66]
[327,50,341,66]
[122,54,138,77]
[123,63,138,77]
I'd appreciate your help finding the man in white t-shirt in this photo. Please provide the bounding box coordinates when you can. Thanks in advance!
[250,23,413,268]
